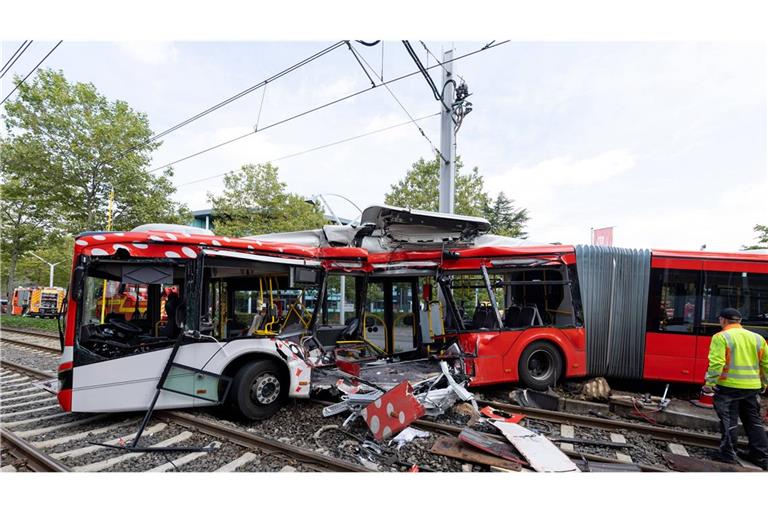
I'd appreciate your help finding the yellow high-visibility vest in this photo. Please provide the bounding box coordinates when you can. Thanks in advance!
[705,324,768,389]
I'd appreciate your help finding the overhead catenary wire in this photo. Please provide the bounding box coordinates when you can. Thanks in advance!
[418,40,466,83]
[349,42,447,164]
[150,40,509,174]
[123,41,346,156]
[0,40,62,105]
[175,112,439,188]
[0,40,33,78]
[401,40,449,111]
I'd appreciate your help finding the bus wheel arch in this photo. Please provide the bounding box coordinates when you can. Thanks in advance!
[222,354,289,421]
[517,339,565,390]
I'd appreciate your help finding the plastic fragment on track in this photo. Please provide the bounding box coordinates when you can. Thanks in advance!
[493,421,580,473]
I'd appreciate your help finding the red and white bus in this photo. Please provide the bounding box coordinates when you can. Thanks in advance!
[56,207,768,420]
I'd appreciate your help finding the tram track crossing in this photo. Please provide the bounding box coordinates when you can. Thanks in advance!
[0,339,761,472]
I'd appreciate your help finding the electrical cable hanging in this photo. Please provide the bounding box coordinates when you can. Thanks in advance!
[0,40,33,78]
[1,40,62,105]
[349,42,447,164]
[150,40,509,173]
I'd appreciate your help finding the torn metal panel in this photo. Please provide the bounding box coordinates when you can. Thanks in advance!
[458,428,526,465]
[362,381,425,441]
[439,361,474,402]
[493,421,580,473]
[479,406,525,423]
[430,436,522,471]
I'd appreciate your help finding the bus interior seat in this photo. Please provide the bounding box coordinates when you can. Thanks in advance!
[472,305,498,330]
[517,305,543,327]
[504,305,521,327]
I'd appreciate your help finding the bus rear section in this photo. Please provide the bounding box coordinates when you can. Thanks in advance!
[643,250,768,383]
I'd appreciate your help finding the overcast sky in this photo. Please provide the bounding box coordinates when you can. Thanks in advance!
[1,40,765,251]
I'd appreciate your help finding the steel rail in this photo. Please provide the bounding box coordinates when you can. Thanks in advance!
[476,399,732,449]
[0,337,61,355]
[158,411,372,472]
[0,360,56,380]
[0,428,70,472]
[1,327,61,340]
[412,418,668,472]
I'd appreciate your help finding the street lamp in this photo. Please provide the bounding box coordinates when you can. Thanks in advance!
[28,252,63,288]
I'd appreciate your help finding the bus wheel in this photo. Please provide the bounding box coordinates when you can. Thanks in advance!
[231,359,286,421]
[518,341,562,390]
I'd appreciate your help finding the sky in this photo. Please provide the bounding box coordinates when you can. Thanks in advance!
[2,28,767,254]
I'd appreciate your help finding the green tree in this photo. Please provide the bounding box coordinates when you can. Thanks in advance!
[0,138,62,297]
[384,155,530,236]
[743,224,768,250]
[2,69,189,234]
[483,192,530,238]
[208,163,326,237]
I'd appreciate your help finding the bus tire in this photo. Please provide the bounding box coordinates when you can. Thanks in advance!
[518,340,562,390]
[230,359,286,421]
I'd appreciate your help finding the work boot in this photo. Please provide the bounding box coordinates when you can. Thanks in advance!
[711,453,737,465]
[736,449,768,470]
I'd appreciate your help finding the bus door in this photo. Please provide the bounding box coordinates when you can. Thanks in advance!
[363,277,421,356]
[644,259,702,382]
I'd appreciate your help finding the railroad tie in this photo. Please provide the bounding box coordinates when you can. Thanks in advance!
[17,414,110,439]
[32,421,133,448]
[52,422,168,460]
[146,441,221,472]
[1,396,58,410]
[668,443,689,457]
[559,424,575,452]
[72,431,195,472]
[215,452,258,472]
[1,392,50,404]
[1,412,68,428]
[0,404,59,419]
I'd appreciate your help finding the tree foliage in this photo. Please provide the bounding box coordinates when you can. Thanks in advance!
[3,69,189,234]
[384,155,529,237]
[743,224,768,250]
[208,163,326,237]
[1,69,190,295]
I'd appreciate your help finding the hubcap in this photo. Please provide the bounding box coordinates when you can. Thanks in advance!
[528,349,553,381]
[250,373,281,405]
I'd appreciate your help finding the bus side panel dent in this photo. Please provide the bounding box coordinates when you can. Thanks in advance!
[201,338,312,399]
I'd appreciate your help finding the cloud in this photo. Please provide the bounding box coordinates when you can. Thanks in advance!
[117,42,179,65]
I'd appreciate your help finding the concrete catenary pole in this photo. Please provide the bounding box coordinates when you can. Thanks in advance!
[439,49,456,214]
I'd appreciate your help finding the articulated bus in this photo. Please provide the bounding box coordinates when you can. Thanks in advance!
[56,206,768,420]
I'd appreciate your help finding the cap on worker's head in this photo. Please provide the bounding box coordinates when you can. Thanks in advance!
[718,308,742,321]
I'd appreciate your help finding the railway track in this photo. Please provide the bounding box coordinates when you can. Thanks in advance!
[1,327,60,340]
[0,364,369,473]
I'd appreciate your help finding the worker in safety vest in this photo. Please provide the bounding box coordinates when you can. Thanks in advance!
[703,308,768,470]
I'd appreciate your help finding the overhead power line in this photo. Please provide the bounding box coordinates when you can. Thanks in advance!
[150,40,509,174]
[1,40,62,105]
[176,112,440,188]
[349,42,447,164]
[0,40,33,78]
[129,41,346,154]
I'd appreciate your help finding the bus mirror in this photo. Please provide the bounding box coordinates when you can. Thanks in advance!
[72,266,85,301]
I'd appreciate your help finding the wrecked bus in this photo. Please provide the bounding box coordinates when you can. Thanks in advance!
[56,206,768,421]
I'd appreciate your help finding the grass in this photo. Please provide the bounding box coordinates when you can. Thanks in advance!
[1,314,60,332]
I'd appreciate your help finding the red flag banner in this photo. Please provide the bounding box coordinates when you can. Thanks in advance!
[592,227,613,246]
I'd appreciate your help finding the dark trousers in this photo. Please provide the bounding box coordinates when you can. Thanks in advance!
[713,386,768,464]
